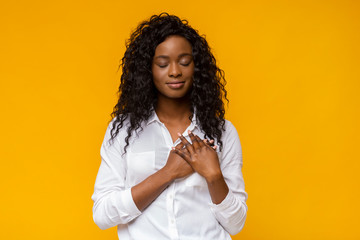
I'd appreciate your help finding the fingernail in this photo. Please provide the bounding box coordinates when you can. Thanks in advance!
[188,130,191,134]
[172,147,175,150]
[177,132,182,137]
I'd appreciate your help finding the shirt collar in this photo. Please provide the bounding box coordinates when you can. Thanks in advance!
[146,110,160,126]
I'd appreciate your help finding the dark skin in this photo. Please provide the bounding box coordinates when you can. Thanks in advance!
[131,35,229,211]
[174,131,229,204]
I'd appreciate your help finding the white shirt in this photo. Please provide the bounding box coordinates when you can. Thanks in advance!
[91,111,248,240]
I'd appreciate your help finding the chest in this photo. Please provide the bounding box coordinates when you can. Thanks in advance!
[124,122,207,186]
[164,123,190,144]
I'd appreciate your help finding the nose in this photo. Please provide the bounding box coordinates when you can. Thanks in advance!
[168,63,182,78]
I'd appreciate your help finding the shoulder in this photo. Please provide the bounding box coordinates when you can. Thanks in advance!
[105,115,130,136]
[222,119,240,141]
[101,116,130,152]
[220,119,242,154]
[224,119,236,131]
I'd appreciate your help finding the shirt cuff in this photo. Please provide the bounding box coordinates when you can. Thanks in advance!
[208,190,235,213]
[120,188,142,216]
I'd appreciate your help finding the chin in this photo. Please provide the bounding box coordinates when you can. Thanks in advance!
[167,94,188,99]
[159,91,190,100]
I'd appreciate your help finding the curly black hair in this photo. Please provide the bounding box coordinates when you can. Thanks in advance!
[109,12,228,153]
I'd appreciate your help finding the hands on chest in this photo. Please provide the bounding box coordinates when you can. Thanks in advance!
[163,130,228,204]
[163,130,219,180]
[132,131,228,211]
[171,131,222,182]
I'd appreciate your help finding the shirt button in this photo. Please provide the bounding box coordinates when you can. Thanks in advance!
[169,194,173,200]
[171,219,175,224]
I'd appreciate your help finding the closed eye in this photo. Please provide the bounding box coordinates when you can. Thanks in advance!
[180,62,191,66]
[179,57,193,67]
[157,64,168,68]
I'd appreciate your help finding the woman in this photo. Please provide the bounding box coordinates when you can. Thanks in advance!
[91,13,247,240]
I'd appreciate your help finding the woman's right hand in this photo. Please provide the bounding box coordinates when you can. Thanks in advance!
[131,141,193,211]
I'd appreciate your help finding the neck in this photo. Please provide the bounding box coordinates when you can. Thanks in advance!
[155,95,192,123]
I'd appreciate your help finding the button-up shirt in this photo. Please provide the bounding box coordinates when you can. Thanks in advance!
[91,111,248,240]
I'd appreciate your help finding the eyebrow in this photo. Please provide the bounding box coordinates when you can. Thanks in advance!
[154,53,193,59]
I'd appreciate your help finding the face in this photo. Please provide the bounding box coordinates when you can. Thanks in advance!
[152,35,194,100]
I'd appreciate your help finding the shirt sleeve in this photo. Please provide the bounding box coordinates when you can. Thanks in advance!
[208,120,248,235]
[91,122,142,230]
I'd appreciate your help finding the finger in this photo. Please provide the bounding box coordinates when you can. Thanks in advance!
[177,133,195,154]
[174,142,184,150]
[188,130,200,150]
[205,144,217,151]
[172,147,191,162]
[205,139,214,147]
[175,142,191,154]
[194,135,206,147]
[203,139,211,147]
[204,139,215,147]
[201,137,217,151]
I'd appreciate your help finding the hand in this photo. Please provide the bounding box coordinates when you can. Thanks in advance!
[173,131,222,182]
[131,141,193,211]
[204,139,217,150]
[162,142,194,180]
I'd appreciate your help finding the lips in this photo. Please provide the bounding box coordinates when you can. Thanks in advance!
[166,81,185,89]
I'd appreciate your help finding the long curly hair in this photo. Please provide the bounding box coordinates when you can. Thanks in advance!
[109,12,228,153]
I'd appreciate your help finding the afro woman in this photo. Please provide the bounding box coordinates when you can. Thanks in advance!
[91,13,248,240]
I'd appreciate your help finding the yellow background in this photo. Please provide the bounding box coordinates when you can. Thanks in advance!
[1,0,359,239]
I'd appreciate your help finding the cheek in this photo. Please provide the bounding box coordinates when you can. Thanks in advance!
[152,67,167,80]
[186,63,195,76]
[152,69,166,90]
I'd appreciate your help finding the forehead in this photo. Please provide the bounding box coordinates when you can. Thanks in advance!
[154,35,192,56]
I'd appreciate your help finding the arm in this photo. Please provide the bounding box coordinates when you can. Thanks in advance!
[173,121,247,235]
[175,132,229,204]
[208,121,248,235]
[131,145,193,211]
[91,132,139,230]
[91,124,192,230]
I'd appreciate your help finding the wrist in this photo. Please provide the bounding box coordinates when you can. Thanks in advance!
[205,171,229,204]
[159,166,176,183]
[205,171,224,184]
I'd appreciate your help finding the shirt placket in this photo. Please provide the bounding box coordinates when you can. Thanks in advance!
[166,183,178,240]
[159,122,180,240]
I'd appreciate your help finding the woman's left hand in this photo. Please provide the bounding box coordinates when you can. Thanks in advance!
[173,130,222,182]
